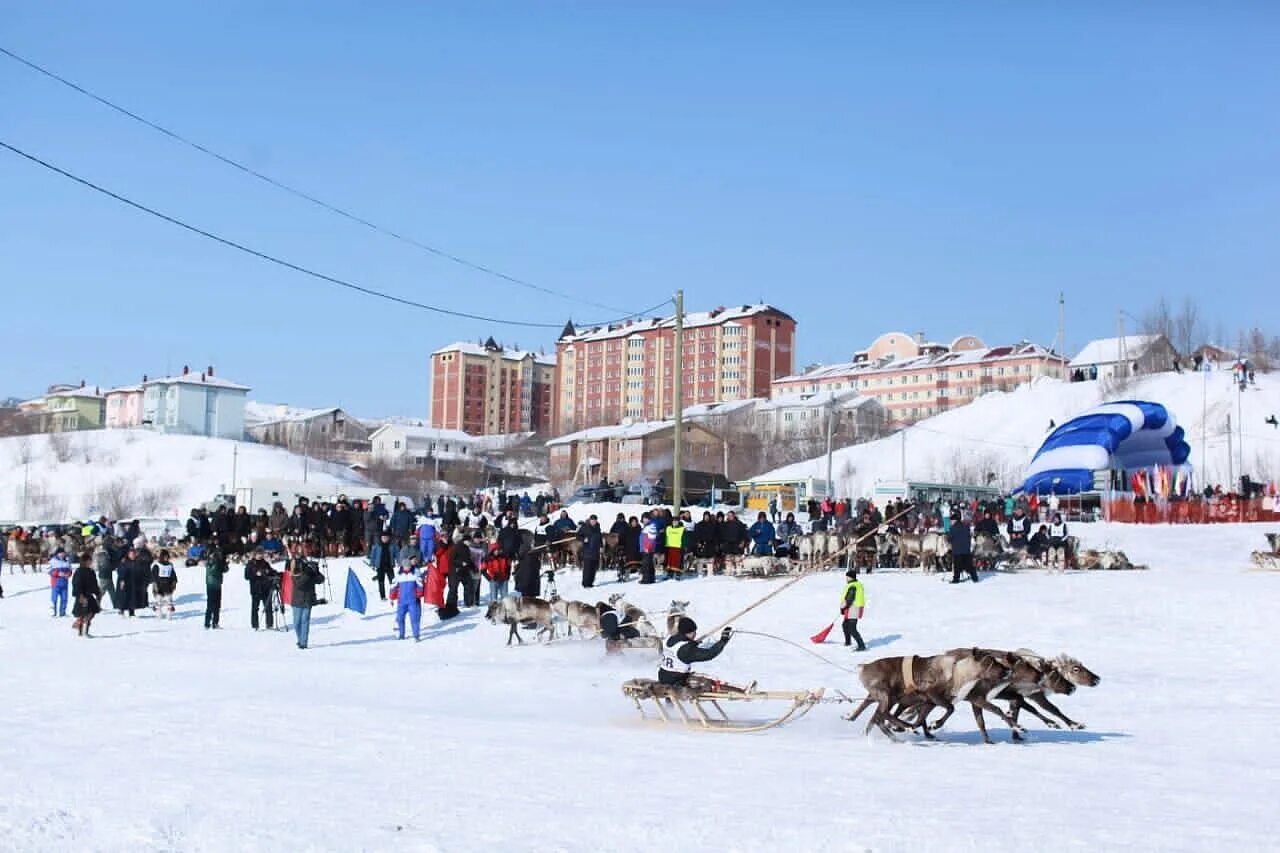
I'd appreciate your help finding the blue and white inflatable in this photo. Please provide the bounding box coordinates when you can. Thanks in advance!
[1020,401,1192,495]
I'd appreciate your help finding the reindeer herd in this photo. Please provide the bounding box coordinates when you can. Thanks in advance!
[4,529,90,572]
[484,590,684,648]
[849,647,1101,744]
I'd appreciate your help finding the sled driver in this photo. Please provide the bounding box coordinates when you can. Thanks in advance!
[659,617,751,693]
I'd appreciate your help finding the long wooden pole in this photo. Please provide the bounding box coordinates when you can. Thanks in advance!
[698,503,915,640]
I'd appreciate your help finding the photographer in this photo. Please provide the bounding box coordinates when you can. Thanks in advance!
[286,551,325,650]
[245,550,278,630]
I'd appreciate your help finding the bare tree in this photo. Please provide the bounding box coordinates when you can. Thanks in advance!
[47,431,73,464]
[1141,297,1173,343]
[95,478,137,519]
[139,485,181,516]
[1171,297,1203,357]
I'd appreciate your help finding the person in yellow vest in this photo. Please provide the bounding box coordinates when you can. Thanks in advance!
[840,569,866,651]
[663,519,686,577]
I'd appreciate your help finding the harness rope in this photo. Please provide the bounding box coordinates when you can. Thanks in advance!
[731,630,863,675]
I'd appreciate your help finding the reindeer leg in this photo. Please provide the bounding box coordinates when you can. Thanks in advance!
[971,702,993,744]
[1029,693,1084,730]
[844,697,874,723]
[1012,695,1060,730]
[970,696,1024,738]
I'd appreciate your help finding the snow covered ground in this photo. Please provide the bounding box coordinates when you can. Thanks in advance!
[758,372,1280,496]
[1,521,1277,851]
[0,430,365,521]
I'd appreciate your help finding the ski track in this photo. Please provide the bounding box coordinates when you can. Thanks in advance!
[1,521,1278,852]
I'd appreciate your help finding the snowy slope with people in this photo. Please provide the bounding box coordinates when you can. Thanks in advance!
[757,372,1280,496]
[0,430,365,521]
[1,521,1277,850]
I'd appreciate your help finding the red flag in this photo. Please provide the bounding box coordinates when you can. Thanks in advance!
[281,570,294,606]
[810,622,835,644]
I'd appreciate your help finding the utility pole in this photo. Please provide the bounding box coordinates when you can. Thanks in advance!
[900,428,906,481]
[825,393,835,499]
[672,289,684,513]
[1053,291,1065,357]
[1237,382,1245,489]
[1226,413,1233,487]
[1116,310,1128,381]
[231,443,238,494]
[22,460,29,519]
[303,422,311,483]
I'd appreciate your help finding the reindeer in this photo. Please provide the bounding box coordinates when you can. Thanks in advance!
[484,596,556,645]
[9,537,46,573]
[1002,651,1100,732]
[848,649,1018,742]
[607,593,657,638]
[664,600,690,636]
[550,598,601,638]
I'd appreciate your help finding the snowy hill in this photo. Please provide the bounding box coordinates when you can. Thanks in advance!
[0,430,367,521]
[755,372,1280,495]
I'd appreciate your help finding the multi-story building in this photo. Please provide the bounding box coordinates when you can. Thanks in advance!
[142,365,249,439]
[247,407,371,460]
[547,419,725,487]
[40,383,106,432]
[771,332,1066,426]
[553,303,796,434]
[104,383,144,428]
[430,339,555,436]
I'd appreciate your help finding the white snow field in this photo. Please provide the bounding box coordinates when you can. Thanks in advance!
[758,371,1280,495]
[1,522,1277,852]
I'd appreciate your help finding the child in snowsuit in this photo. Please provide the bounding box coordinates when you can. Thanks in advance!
[390,560,424,641]
[151,550,179,618]
[48,548,73,617]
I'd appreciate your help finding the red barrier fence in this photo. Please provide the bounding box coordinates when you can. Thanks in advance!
[1105,498,1280,524]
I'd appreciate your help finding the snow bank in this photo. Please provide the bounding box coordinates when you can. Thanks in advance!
[0,430,366,521]
[757,372,1280,495]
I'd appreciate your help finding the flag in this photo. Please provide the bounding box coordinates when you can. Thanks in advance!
[281,570,294,606]
[811,621,835,644]
[344,568,368,615]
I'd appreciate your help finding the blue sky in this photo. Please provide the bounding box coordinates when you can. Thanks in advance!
[3,2,1277,416]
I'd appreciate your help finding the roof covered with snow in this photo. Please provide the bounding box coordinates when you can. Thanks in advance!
[546,420,678,446]
[681,398,762,419]
[755,389,878,412]
[432,341,555,366]
[560,304,793,345]
[45,386,105,399]
[776,342,1064,384]
[105,385,142,395]
[369,424,474,444]
[145,372,250,392]
[1069,335,1162,368]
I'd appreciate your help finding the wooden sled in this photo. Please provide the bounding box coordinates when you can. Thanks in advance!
[621,678,824,733]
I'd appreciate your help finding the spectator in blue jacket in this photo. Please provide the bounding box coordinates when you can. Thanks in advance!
[388,502,414,546]
[48,547,73,617]
[748,513,777,556]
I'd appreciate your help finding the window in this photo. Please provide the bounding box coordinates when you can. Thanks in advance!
[393,440,401,450]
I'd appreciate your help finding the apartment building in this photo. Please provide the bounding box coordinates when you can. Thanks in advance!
[553,303,795,434]
[430,339,555,436]
[771,332,1066,425]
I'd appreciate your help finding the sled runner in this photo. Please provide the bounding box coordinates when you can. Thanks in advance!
[621,678,824,733]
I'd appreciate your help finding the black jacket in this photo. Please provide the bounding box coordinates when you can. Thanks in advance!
[497,525,523,559]
[974,518,1000,538]
[578,524,603,558]
[947,522,972,557]
[449,542,476,578]
[288,559,325,609]
[245,558,278,596]
[658,633,730,685]
[514,552,541,597]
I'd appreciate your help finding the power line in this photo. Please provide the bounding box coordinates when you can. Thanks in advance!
[0,44,630,314]
[0,139,666,329]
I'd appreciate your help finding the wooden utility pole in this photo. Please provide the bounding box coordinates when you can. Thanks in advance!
[672,289,684,514]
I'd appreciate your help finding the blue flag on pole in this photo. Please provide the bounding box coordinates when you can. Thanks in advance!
[344,568,368,615]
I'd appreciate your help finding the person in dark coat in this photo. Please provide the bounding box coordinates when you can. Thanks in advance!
[621,516,643,578]
[692,512,718,559]
[205,547,229,629]
[232,507,252,553]
[718,511,748,557]
[331,501,352,555]
[286,550,324,649]
[116,546,146,617]
[389,502,414,546]
[514,542,542,598]
[497,519,523,560]
[245,551,278,629]
[447,532,478,609]
[578,515,604,588]
[947,514,978,583]
[71,553,102,637]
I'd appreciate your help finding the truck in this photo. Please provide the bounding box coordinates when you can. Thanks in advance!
[232,479,396,515]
